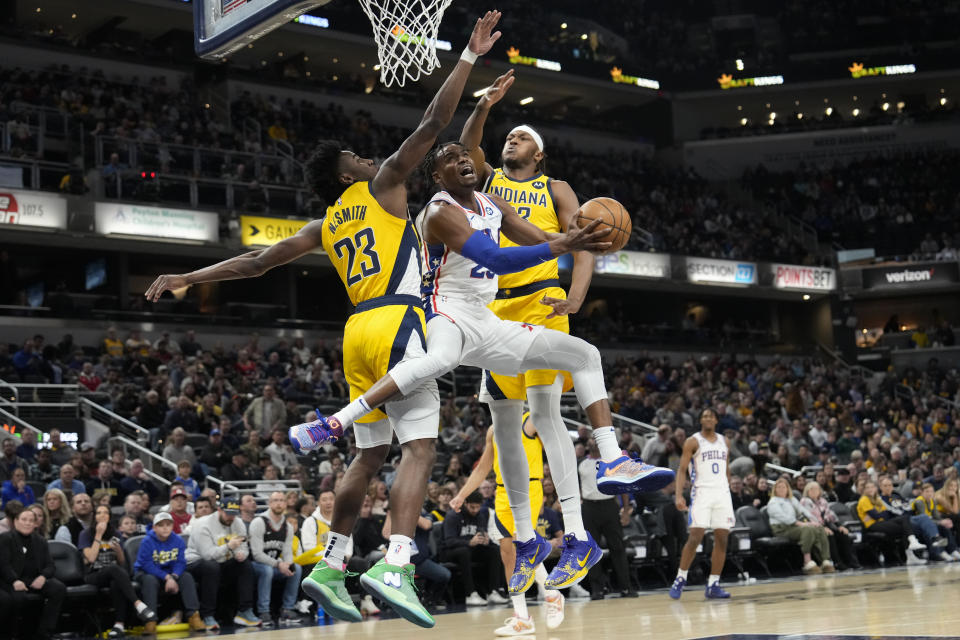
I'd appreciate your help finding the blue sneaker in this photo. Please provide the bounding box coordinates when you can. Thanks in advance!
[669,576,686,599]
[704,583,731,599]
[544,533,601,589]
[288,410,343,453]
[508,532,551,595]
[596,456,675,495]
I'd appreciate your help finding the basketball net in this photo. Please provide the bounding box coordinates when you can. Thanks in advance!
[358,0,453,87]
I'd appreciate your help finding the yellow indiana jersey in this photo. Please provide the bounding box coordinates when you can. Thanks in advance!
[492,412,544,485]
[321,181,422,306]
[483,168,560,289]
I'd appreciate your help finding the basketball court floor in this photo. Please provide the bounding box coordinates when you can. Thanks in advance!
[201,564,960,640]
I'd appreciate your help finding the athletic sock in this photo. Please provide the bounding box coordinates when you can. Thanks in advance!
[134,602,148,614]
[677,569,688,580]
[114,623,125,631]
[527,380,588,540]
[593,426,622,461]
[332,397,373,429]
[322,531,351,570]
[708,574,719,586]
[511,594,528,619]
[534,563,551,597]
[385,534,412,566]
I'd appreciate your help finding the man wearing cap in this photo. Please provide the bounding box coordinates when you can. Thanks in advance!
[77,442,99,480]
[835,467,855,502]
[199,429,232,476]
[135,511,205,633]
[165,485,193,534]
[185,496,261,630]
[220,450,258,483]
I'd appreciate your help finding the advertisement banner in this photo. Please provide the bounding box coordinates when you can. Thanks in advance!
[241,215,309,246]
[770,264,836,291]
[94,202,219,242]
[0,189,67,229]
[861,262,959,290]
[594,250,671,278]
[685,257,757,285]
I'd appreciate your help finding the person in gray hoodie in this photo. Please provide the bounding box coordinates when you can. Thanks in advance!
[185,497,261,631]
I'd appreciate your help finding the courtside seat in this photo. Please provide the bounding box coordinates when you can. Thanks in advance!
[735,505,795,575]
[49,540,98,599]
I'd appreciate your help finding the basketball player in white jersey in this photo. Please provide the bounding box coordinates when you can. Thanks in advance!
[671,408,733,599]
[291,143,675,593]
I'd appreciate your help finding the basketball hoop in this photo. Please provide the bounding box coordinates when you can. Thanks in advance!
[358,0,454,87]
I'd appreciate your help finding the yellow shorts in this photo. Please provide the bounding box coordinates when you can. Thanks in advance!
[494,480,544,538]
[484,285,573,401]
[343,299,426,424]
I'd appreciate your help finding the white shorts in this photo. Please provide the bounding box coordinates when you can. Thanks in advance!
[688,487,735,530]
[427,296,544,376]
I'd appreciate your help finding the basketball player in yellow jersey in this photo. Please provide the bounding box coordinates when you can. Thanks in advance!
[457,75,600,585]
[451,414,565,636]
[143,11,506,628]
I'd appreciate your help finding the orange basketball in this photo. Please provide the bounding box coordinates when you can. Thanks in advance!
[576,197,632,254]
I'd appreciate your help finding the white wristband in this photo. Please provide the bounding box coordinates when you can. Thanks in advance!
[460,47,478,64]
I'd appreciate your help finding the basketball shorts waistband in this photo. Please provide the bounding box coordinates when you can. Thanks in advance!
[495,279,561,300]
[354,294,422,314]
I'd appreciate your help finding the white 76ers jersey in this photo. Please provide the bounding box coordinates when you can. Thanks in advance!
[689,432,729,490]
[419,190,504,307]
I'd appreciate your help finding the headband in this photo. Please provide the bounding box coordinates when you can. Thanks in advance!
[509,125,544,152]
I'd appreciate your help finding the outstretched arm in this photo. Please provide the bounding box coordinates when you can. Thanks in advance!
[542,180,594,319]
[372,11,502,217]
[451,428,495,511]
[459,70,515,186]
[144,220,325,301]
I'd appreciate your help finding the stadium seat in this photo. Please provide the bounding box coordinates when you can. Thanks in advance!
[124,534,146,571]
[735,505,795,576]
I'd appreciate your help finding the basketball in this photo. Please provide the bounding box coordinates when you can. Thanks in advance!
[576,197,632,254]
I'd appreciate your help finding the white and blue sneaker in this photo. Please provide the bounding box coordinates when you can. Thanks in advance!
[596,455,675,495]
[668,576,686,599]
[288,410,343,453]
[704,583,731,599]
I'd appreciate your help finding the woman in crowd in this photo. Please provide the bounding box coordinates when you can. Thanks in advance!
[767,476,834,574]
[1,468,34,507]
[368,480,388,516]
[28,504,47,536]
[754,477,771,508]
[801,481,860,570]
[934,477,960,529]
[78,504,157,637]
[857,480,925,564]
[542,476,560,512]
[41,489,71,539]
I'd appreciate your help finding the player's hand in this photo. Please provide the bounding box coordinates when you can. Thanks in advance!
[449,494,465,512]
[552,217,611,255]
[467,10,502,56]
[540,296,581,319]
[675,496,687,512]
[479,70,515,108]
[145,274,189,302]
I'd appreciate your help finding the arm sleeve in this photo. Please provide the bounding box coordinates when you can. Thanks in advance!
[459,230,554,275]
[0,538,16,584]
[249,518,275,566]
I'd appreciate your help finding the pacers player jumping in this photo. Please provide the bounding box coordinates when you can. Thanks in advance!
[290,143,675,596]
[145,11,505,628]
[459,72,604,599]
[671,408,734,599]
[451,414,564,636]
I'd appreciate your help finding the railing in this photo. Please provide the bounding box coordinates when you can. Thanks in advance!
[0,380,79,419]
[80,397,150,443]
[0,154,71,191]
[816,342,874,379]
[0,405,43,436]
[203,478,303,508]
[108,435,175,485]
[611,412,658,434]
[764,462,801,478]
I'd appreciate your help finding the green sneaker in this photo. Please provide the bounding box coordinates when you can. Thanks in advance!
[359,559,435,628]
[301,560,362,622]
